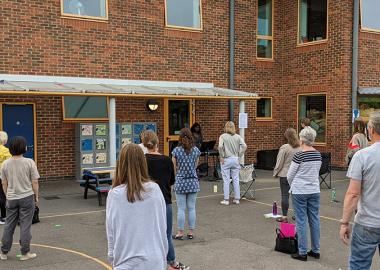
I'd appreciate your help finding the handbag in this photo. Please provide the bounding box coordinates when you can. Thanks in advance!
[32,206,40,224]
[274,228,298,254]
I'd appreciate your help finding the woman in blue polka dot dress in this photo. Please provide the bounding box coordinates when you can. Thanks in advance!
[172,128,201,240]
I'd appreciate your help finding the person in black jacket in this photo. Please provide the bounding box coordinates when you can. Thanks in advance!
[143,131,189,270]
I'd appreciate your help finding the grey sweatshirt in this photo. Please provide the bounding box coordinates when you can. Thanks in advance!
[106,182,168,270]
[218,133,247,159]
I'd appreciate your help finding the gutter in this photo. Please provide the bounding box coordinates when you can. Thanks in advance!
[229,0,235,121]
[352,0,359,121]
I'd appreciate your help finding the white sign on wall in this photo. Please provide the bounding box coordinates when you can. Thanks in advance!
[239,113,248,129]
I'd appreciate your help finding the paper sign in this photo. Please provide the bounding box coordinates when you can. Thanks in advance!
[352,109,360,123]
[239,113,248,129]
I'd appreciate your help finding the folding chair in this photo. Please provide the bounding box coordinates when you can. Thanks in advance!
[230,164,256,199]
[319,152,332,189]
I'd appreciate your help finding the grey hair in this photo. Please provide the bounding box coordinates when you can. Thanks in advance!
[368,111,380,135]
[299,126,317,146]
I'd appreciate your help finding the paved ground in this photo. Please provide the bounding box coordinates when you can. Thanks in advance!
[0,169,379,270]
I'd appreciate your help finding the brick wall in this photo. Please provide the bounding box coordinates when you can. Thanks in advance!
[1,0,372,179]
[358,32,380,88]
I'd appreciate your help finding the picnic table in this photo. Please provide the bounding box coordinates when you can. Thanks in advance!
[78,167,114,206]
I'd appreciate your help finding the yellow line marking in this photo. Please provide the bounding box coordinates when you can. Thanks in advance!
[13,243,111,269]
[40,210,105,219]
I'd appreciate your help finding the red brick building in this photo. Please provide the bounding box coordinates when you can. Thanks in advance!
[0,0,379,180]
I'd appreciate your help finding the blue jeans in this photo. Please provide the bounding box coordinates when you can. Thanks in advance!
[292,193,320,255]
[350,223,380,270]
[166,204,175,263]
[175,192,197,231]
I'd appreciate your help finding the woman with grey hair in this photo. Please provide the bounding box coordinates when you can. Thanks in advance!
[287,126,322,261]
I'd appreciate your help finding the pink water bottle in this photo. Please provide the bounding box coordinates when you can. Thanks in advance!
[272,201,278,216]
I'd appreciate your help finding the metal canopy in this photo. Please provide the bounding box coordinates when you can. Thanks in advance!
[359,87,380,95]
[0,75,258,100]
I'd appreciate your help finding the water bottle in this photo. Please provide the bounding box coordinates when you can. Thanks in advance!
[331,188,336,202]
[272,201,278,216]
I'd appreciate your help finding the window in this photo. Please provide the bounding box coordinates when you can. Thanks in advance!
[359,96,380,122]
[257,0,273,59]
[298,0,328,44]
[61,0,108,20]
[256,97,272,119]
[298,94,326,143]
[63,96,108,120]
[361,0,380,32]
[165,0,202,30]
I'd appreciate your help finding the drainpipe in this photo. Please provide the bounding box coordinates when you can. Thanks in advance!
[229,0,235,121]
[351,0,359,123]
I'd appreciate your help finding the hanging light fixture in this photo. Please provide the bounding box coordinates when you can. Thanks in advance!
[146,100,159,111]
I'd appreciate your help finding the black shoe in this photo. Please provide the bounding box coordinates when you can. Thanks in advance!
[291,253,307,261]
[307,250,320,259]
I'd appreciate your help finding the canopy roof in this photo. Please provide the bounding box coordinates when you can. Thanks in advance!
[0,74,258,100]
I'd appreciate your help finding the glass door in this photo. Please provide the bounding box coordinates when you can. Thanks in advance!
[164,99,193,155]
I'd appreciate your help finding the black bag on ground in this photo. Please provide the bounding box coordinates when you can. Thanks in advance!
[274,229,298,254]
[32,206,40,224]
[196,163,208,178]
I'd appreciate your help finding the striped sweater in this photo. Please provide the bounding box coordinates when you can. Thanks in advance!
[287,151,322,194]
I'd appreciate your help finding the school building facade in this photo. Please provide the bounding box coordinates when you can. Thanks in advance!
[0,0,379,180]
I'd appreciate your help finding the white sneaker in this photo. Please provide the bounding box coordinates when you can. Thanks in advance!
[20,252,37,261]
[0,253,7,260]
[0,218,5,225]
[233,199,240,205]
[220,200,229,205]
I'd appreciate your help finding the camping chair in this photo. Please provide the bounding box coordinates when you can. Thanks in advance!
[319,152,332,189]
[230,164,256,199]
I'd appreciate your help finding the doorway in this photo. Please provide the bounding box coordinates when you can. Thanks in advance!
[164,99,194,155]
[1,103,36,160]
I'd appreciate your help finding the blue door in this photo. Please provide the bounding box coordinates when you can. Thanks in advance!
[2,104,35,159]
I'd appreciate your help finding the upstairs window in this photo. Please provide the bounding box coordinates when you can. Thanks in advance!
[257,0,273,59]
[361,0,380,32]
[298,0,328,44]
[61,0,108,20]
[165,0,202,30]
[256,97,272,120]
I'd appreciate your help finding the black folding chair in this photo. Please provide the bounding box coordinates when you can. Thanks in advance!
[319,152,332,189]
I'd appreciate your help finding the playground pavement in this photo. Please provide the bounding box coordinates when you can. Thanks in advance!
[0,169,379,270]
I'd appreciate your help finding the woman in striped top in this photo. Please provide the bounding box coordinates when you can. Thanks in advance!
[287,126,322,262]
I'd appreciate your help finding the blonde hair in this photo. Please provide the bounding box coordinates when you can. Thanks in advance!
[299,126,317,146]
[0,131,8,145]
[224,121,236,135]
[113,144,151,203]
[284,128,300,148]
[142,130,159,150]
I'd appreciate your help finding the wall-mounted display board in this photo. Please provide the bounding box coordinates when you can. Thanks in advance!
[76,122,157,178]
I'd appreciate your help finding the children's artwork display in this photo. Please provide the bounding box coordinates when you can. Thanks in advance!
[95,124,107,136]
[96,138,107,150]
[81,124,93,136]
[76,122,156,178]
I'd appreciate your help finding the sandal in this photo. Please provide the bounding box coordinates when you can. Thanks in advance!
[187,234,194,240]
[169,261,190,270]
[172,234,184,240]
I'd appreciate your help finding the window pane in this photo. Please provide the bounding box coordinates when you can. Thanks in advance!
[63,0,107,18]
[298,95,326,143]
[299,0,327,43]
[64,96,108,119]
[166,0,201,29]
[258,0,272,36]
[359,96,380,121]
[361,0,380,31]
[257,98,272,118]
[257,39,272,58]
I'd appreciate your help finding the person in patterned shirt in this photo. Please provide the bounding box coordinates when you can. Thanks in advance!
[172,128,201,241]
